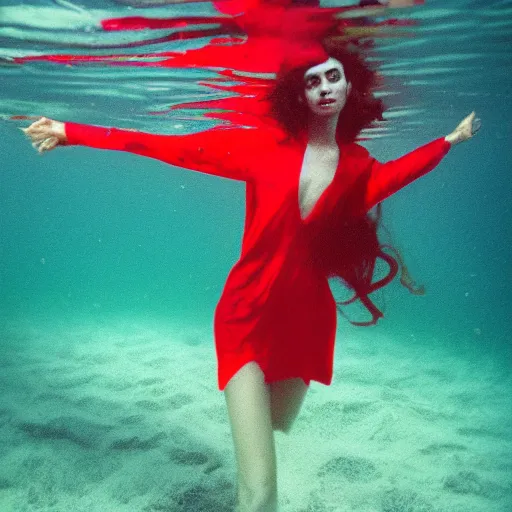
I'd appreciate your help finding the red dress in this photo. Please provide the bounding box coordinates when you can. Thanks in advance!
[65,122,451,390]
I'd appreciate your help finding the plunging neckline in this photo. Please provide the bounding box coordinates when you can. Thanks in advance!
[298,146,341,223]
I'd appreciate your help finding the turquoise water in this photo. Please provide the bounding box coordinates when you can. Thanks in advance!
[0,1,511,511]
[1,1,511,338]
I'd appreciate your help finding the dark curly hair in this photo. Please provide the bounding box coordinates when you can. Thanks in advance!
[268,41,385,142]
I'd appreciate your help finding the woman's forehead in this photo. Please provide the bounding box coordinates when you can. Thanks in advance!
[304,57,344,78]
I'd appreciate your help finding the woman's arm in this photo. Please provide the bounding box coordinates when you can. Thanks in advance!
[364,112,480,210]
[22,117,260,182]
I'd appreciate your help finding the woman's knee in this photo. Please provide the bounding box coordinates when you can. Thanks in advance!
[224,362,277,498]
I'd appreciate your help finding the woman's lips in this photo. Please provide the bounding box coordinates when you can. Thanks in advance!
[319,99,335,105]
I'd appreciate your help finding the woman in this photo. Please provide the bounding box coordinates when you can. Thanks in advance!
[22,42,479,511]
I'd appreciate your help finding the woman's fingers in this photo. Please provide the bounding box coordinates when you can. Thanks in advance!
[39,136,58,153]
[456,111,480,141]
[24,129,49,142]
[465,111,475,136]
[445,111,480,145]
[31,116,49,128]
[21,117,65,153]
[463,111,481,138]
[43,136,59,152]
[31,135,58,153]
[21,117,56,150]
[471,116,482,136]
[457,111,474,133]
[23,117,50,136]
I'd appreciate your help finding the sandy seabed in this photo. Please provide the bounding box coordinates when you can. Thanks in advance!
[0,317,510,512]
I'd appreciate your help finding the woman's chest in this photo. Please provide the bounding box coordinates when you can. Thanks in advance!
[298,145,340,220]
[251,143,367,225]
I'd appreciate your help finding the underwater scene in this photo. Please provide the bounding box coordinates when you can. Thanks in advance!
[0,0,511,510]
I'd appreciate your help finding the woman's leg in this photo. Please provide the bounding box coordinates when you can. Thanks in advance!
[269,378,309,433]
[224,362,278,512]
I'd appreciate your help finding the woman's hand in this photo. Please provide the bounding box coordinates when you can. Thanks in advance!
[21,117,67,154]
[445,111,481,146]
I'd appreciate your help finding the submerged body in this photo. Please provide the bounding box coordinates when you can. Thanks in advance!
[21,43,477,508]
[65,122,450,390]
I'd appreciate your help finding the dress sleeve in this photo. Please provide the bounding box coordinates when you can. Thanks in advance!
[364,137,451,210]
[64,122,261,182]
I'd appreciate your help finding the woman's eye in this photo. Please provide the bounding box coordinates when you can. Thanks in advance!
[305,77,320,89]
[327,70,341,82]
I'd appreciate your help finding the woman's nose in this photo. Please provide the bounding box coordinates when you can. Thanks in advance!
[319,78,331,95]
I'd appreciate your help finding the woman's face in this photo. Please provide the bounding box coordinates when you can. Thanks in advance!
[303,57,351,117]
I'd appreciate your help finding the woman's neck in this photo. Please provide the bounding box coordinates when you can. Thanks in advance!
[307,113,340,147]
